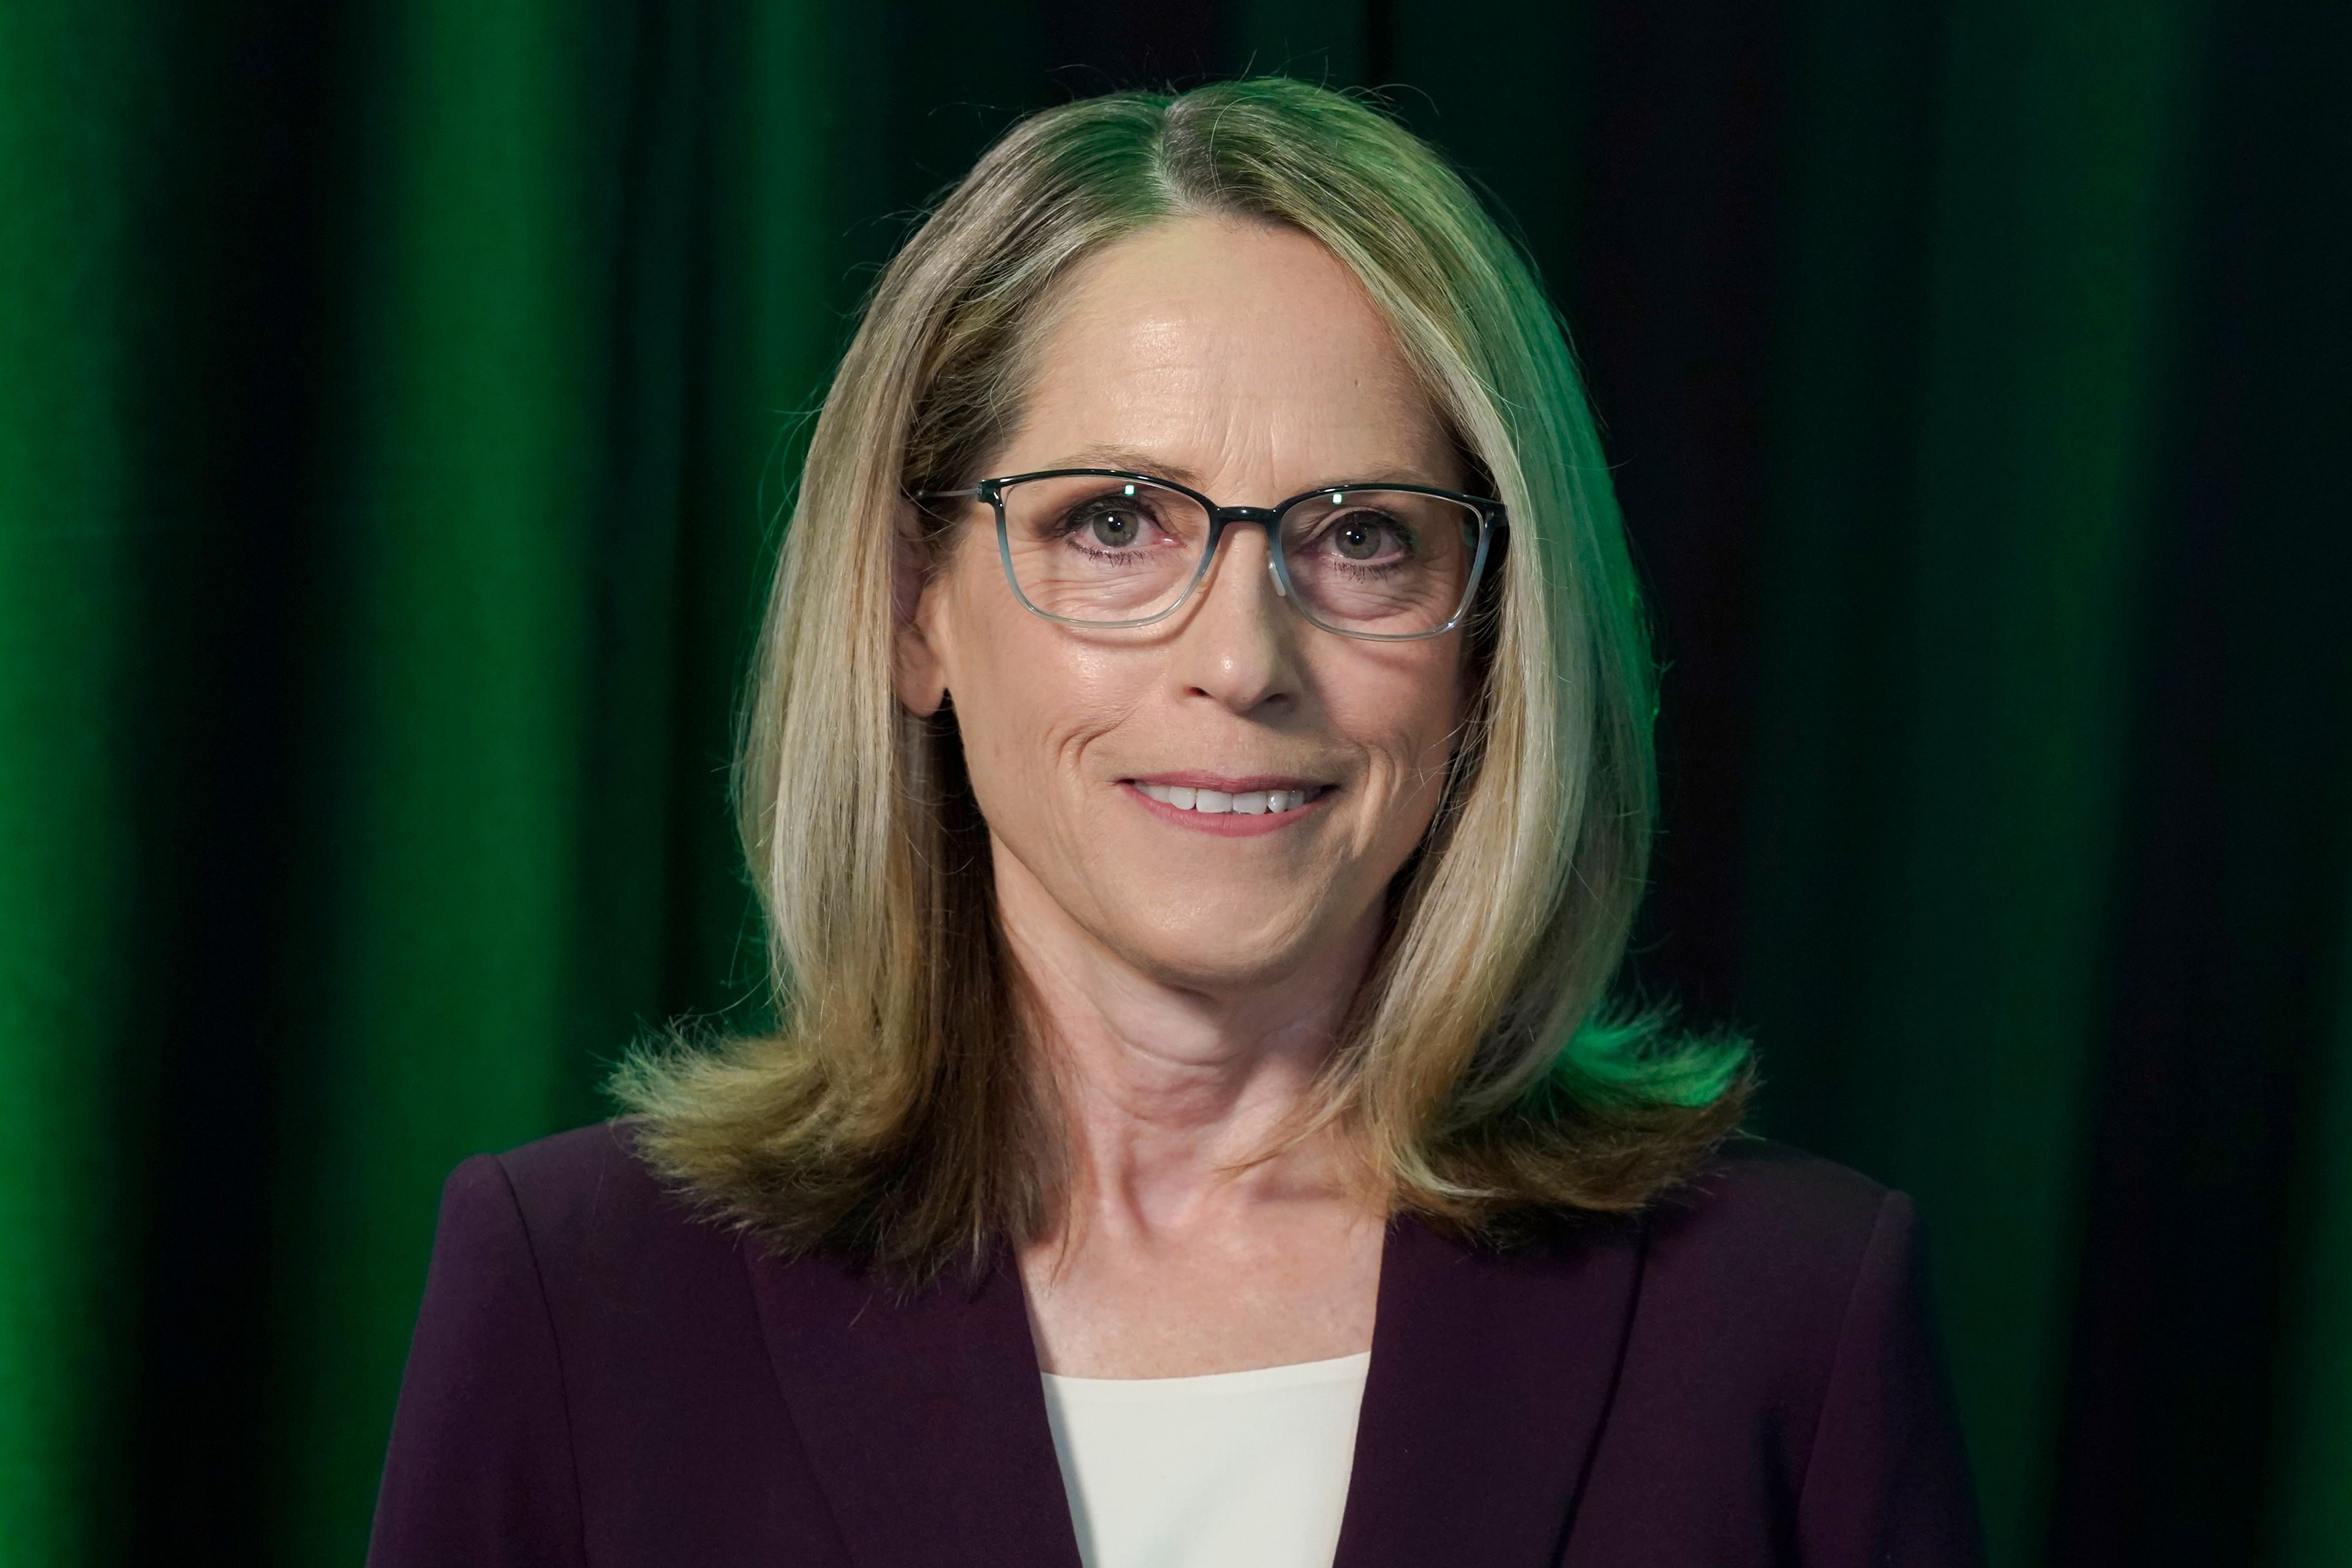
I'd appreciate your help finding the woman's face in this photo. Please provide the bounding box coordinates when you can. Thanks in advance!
[897,214,1471,993]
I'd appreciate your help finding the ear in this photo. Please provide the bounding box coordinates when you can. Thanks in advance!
[891,497,949,717]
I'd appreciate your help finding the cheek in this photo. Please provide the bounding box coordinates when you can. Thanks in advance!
[1326,646,1468,815]
[935,576,1136,804]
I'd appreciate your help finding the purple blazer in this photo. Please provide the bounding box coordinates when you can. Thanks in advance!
[367,1118,1986,1566]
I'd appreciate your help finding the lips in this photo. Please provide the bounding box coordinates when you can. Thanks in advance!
[1119,769,1335,826]
[1131,781,1325,815]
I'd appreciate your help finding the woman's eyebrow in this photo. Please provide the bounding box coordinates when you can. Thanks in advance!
[1044,445,1455,493]
[1047,445,1206,486]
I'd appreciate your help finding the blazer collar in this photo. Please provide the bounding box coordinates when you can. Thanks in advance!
[744,1237,1083,1568]
[744,1208,1649,1568]
[1332,1209,1650,1567]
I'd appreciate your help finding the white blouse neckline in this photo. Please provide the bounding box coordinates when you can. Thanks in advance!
[1040,1349,1372,1566]
[1040,1349,1371,1396]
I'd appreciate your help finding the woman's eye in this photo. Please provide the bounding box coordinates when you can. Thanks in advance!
[1329,514,1404,561]
[1077,507,1145,548]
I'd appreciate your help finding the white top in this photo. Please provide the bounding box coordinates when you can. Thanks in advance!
[1039,1352,1371,1568]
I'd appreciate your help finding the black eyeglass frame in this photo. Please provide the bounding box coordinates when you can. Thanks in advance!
[913,467,1509,642]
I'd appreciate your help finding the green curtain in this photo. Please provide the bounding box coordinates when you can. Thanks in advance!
[1745,0,2192,1550]
[2,12,148,1564]
[2,2,2343,1564]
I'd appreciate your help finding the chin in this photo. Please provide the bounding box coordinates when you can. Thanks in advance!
[1098,894,1340,991]
[1122,941,1310,995]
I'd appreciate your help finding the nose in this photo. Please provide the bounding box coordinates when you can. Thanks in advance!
[1168,519,1303,714]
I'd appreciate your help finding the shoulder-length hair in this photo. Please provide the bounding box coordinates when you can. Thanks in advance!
[609,75,1755,1284]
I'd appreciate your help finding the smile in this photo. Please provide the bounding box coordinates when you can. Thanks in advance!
[1118,775,1333,835]
[1131,781,1327,815]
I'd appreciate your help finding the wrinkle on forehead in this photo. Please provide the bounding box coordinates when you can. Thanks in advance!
[998,214,1462,500]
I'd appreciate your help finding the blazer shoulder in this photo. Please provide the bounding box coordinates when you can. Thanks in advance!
[1574,1144,1985,1561]
[472,1116,747,1300]
[491,1114,668,1208]
[382,1126,821,1564]
[1662,1132,1891,1227]
[1640,1134,1903,1299]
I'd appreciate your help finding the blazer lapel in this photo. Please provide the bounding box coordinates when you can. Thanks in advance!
[744,1239,1085,1568]
[742,1208,1646,1568]
[1333,1209,1651,1568]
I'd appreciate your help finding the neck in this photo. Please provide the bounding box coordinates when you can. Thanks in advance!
[990,842,1384,1248]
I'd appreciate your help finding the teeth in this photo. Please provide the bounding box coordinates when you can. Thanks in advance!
[1136,782,1321,815]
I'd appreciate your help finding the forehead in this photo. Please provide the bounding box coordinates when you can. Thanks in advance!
[1006,215,1457,484]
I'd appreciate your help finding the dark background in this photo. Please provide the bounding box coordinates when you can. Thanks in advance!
[1,1,2346,1563]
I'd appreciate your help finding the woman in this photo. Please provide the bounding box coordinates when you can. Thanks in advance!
[369,77,1985,1567]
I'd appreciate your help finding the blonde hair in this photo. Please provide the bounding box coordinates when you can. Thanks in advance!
[609,76,1755,1283]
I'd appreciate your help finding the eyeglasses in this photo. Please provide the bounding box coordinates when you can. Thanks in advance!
[913,469,1507,641]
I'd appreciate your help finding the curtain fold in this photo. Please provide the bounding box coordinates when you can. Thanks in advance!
[1746,2,2196,1555]
[273,2,619,1551]
[1,9,168,1564]
[2277,872,2352,1564]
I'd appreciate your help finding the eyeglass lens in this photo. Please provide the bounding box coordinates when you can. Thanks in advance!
[997,474,1479,635]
